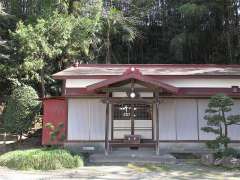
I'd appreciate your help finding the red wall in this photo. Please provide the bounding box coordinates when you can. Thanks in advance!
[42,99,67,145]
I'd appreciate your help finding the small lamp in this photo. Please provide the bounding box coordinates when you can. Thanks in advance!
[130,91,136,98]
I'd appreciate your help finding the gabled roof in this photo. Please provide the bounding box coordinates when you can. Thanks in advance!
[87,68,179,94]
[52,64,240,79]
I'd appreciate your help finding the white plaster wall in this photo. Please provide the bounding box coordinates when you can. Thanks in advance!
[198,99,216,140]
[68,99,90,140]
[159,99,176,140]
[175,99,198,140]
[227,100,240,140]
[89,99,106,140]
[66,79,105,88]
[68,98,106,140]
[161,78,240,88]
[164,96,240,141]
[68,98,240,141]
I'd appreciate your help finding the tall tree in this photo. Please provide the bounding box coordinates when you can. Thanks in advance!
[11,1,102,97]
[101,7,138,64]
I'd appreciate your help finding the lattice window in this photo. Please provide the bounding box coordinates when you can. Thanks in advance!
[113,104,152,120]
[133,104,152,120]
[113,104,131,120]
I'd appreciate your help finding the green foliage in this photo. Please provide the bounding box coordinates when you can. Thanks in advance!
[101,7,139,63]
[1,0,240,101]
[2,85,40,136]
[201,94,240,151]
[46,122,65,142]
[10,7,102,96]
[215,148,240,159]
[179,3,208,17]
[12,11,99,70]
[0,148,83,170]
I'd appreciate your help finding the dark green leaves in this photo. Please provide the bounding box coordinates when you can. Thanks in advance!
[2,84,40,135]
[202,94,240,151]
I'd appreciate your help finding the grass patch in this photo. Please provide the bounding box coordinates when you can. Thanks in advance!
[0,148,84,170]
[128,163,170,173]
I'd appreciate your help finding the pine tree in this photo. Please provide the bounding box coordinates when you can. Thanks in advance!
[202,94,240,151]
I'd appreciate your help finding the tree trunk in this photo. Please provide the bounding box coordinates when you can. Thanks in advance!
[224,0,233,63]
[40,68,45,98]
[106,20,111,64]
[225,124,228,148]
[222,109,228,148]
[68,0,74,14]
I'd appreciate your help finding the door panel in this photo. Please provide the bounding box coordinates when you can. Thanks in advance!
[133,104,153,139]
[112,104,153,140]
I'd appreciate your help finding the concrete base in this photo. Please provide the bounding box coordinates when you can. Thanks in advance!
[89,149,176,164]
[64,141,240,155]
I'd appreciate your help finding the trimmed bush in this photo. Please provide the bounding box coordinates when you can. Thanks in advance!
[0,148,84,170]
[3,85,40,138]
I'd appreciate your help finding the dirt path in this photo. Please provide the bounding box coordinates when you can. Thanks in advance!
[0,161,240,180]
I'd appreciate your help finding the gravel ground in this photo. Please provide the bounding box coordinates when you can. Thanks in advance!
[0,161,240,180]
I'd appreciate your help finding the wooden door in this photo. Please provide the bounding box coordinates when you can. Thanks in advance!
[112,104,153,140]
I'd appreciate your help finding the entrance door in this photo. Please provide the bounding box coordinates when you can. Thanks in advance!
[112,104,153,140]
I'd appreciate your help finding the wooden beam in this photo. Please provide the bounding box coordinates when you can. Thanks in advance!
[102,98,157,104]
[155,92,160,155]
[101,87,153,92]
[105,90,110,156]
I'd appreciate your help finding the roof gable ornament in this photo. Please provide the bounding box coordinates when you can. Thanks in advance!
[86,67,179,94]
[123,67,141,75]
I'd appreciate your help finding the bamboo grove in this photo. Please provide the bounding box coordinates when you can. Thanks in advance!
[0,0,240,98]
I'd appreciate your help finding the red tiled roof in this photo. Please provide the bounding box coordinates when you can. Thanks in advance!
[53,64,240,79]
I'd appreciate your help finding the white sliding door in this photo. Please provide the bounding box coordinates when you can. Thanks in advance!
[68,98,106,141]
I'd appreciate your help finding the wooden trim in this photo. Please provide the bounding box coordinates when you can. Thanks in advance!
[64,140,240,143]
[55,63,240,68]
[102,98,157,104]
[105,90,110,155]
[65,140,105,143]
[159,96,240,99]
[111,104,114,141]
[102,87,152,92]
[155,92,160,155]
[63,87,240,98]
[196,99,200,141]
[152,103,154,140]
[54,74,240,80]
[158,140,240,143]
[131,104,134,135]
[65,98,68,141]
[62,80,66,96]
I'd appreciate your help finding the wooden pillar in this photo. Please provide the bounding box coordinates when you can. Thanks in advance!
[155,92,160,155]
[105,90,110,156]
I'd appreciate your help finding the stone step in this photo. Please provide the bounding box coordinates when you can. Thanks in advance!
[89,152,176,164]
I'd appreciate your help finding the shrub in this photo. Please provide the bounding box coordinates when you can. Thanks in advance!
[215,148,240,159]
[0,148,84,170]
[2,85,40,140]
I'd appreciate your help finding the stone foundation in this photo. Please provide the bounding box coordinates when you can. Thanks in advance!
[64,142,240,154]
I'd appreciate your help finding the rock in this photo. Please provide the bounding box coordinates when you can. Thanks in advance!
[221,156,240,169]
[201,154,215,166]
[214,158,223,166]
